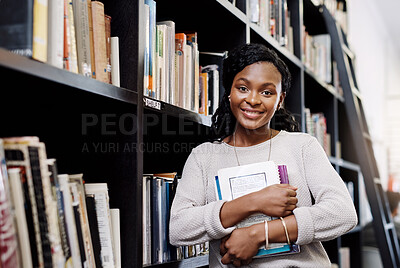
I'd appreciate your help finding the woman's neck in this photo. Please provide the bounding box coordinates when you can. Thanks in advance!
[226,125,277,147]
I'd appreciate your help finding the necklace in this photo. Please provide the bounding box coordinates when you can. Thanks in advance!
[233,128,273,166]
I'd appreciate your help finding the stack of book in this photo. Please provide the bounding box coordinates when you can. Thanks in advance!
[302,30,332,84]
[248,0,294,53]
[304,108,331,156]
[0,137,121,268]
[144,0,223,116]
[142,173,209,265]
[0,0,120,86]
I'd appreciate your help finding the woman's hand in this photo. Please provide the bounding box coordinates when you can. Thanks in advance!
[220,225,263,267]
[253,184,298,217]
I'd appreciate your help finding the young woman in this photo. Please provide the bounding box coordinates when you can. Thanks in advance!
[169,43,357,267]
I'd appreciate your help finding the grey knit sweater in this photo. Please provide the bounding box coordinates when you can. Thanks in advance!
[169,131,358,267]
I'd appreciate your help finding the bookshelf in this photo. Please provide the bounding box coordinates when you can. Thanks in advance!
[0,0,366,267]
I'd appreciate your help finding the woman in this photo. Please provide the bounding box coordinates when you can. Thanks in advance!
[169,43,357,267]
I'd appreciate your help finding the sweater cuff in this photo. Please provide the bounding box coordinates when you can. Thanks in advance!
[293,207,315,245]
[203,200,235,239]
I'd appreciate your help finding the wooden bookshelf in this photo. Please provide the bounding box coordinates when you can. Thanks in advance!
[0,0,366,267]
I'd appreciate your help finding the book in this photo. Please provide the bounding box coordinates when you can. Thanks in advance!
[0,0,33,57]
[7,168,33,268]
[84,183,115,268]
[110,37,120,86]
[214,161,300,257]
[85,194,102,268]
[73,0,92,77]
[67,0,78,73]
[32,0,48,62]
[47,0,64,68]
[0,140,20,268]
[58,174,82,268]
[91,1,108,83]
[145,0,157,98]
[3,137,42,268]
[46,159,71,268]
[105,14,112,84]
[68,174,96,268]
[110,209,121,268]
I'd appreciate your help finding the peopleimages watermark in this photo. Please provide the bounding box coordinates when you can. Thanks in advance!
[81,113,210,136]
[81,141,199,154]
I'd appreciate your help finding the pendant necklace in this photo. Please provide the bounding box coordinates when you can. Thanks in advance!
[233,128,272,166]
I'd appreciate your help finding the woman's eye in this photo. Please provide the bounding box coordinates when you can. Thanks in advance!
[261,90,272,96]
[238,86,248,92]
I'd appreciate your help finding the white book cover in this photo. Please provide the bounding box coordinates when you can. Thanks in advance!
[157,20,175,105]
[142,176,151,265]
[110,209,120,268]
[47,0,64,68]
[110,37,120,87]
[215,161,300,257]
[8,168,33,268]
[84,183,115,268]
[67,0,79,73]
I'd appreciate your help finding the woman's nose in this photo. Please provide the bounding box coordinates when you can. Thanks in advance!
[245,90,261,106]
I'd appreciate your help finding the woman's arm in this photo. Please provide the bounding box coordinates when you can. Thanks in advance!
[293,137,358,245]
[169,150,235,246]
[219,184,298,228]
[220,215,298,265]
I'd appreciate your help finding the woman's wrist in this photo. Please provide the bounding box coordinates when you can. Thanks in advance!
[248,222,266,248]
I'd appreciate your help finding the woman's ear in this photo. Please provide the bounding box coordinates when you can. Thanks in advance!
[277,92,286,110]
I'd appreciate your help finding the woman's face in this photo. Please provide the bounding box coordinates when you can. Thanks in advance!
[229,61,285,132]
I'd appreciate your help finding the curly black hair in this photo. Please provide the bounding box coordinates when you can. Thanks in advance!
[211,43,300,141]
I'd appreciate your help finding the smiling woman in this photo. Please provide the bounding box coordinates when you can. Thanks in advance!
[169,43,358,268]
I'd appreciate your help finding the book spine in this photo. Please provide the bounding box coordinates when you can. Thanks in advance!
[32,0,48,62]
[91,1,108,83]
[58,174,82,268]
[4,144,42,268]
[110,209,121,268]
[28,146,53,267]
[7,168,33,268]
[105,14,112,84]
[47,159,71,268]
[0,142,20,268]
[110,37,120,87]
[0,0,33,57]
[63,0,70,70]
[47,0,64,68]
[73,0,92,77]
[87,0,95,78]
[67,0,78,73]
[85,195,102,268]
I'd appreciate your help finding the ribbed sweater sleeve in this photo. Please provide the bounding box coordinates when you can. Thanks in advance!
[169,150,234,246]
[293,138,358,245]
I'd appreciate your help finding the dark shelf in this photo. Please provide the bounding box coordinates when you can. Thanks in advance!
[143,97,212,127]
[0,48,138,105]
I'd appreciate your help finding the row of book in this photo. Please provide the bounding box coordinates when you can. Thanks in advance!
[0,137,120,268]
[142,173,209,265]
[144,0,224,116]
[248,0,294,54]
[302,31,332,84]
[304,108,331,156]
[0,0,120,86]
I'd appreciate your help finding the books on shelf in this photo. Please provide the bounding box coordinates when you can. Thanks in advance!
[214,161,300,258]
[248,0,294,53]
[143,2,224,116]
[0,137,120,268]
[0,0,120,85]
[142,172,209,265]
[304,108,331,156]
